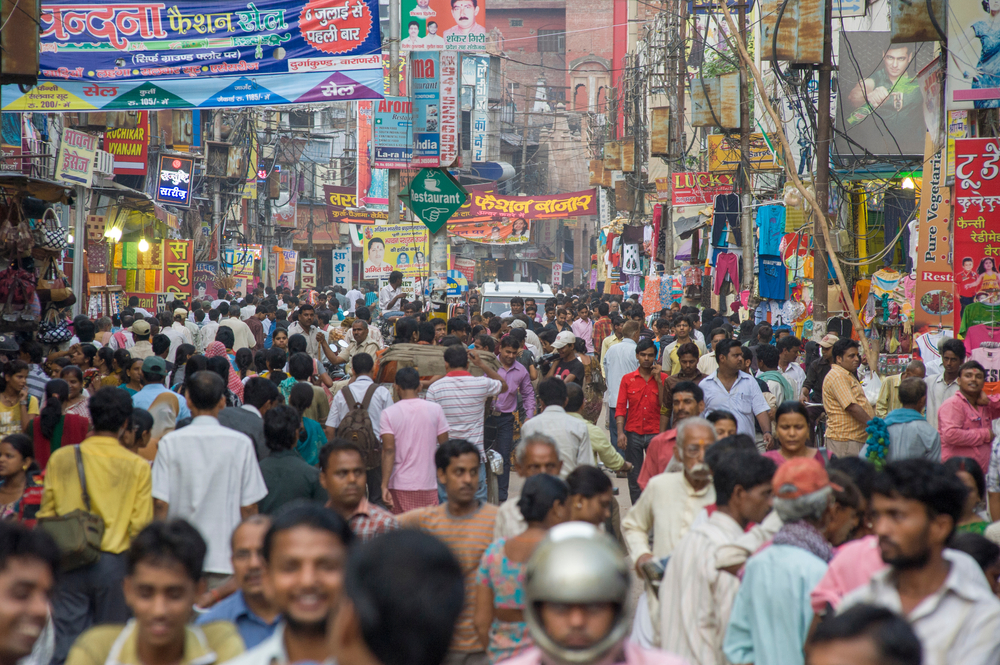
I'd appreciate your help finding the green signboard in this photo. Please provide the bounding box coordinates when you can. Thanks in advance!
[408,168,468,233]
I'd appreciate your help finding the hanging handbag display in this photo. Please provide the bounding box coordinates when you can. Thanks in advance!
[34,209,68,253]
[36,256,73,303]
[37,305,73,344]
[37,446,105,572]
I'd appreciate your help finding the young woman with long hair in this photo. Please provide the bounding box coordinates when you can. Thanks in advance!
[28,379,89,470]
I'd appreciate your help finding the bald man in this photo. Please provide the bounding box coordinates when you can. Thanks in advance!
[875,359,926,417]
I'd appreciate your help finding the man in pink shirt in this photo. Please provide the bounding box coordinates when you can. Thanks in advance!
[570,303,595,354]
[938,360,1000,473]
[380,367,450,513]
[810,535,886,616]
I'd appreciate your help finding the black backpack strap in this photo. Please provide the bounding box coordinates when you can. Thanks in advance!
[360,383,379,410]
[344,385,359,410]
[74,445,91,511]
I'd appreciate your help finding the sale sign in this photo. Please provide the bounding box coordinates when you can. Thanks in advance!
[953,138,1000,332]
[658,172,736,206]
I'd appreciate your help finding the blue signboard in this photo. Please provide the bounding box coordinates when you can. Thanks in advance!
[2,0,383,110]
[154,155,194,208]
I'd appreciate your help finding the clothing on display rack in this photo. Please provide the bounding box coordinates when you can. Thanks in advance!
[755,205,786,256]
[712,193,742,246]
[621,225,644,244]
[714,252,739,295]
[622,243,642,275]
[870,269,902,297]
[960,302,1000,334]
[914,329,954,376]
[758,255,787,300]
[970,347,1000,385]
[964,325,1000,355]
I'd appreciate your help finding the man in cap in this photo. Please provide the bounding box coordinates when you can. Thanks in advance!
[128,320,154,360]
[723,457,839,665]
[501,522,688,665]
[171,308,195,346]
[545,331,584,385]
[801,334,839,403]
[131,356,191,423]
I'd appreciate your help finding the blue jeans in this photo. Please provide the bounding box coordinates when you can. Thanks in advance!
[486,412,515,501]
[608,407,619,451]
[438,463,488,503]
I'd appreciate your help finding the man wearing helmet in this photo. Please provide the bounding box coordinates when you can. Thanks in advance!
[499,523,688,665]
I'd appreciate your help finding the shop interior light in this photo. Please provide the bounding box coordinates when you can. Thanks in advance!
[901,177,915,189]
[138,237,149,252]
[67,234,74,244]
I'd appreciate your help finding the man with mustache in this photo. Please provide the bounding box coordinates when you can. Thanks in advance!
[443,0,485,37]
[223,504,355,665]
[621,417,717,647]
[195,516,280,648]
[839,459,1000,664]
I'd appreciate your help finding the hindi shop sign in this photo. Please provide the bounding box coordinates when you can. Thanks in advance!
[953,137,1000,331]
[103,113,149,175]
[332,246,352,291]
[373,96,413,168]
[162,240,194,299]
[409,168,468,233]
[155,155,194,208]
[55,129,98,187]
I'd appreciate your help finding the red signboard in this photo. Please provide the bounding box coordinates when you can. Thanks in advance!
[469,188,598,218]
[953,138,1000,332]
[104,113,149,175]
[162,240,194,300]
[657,172,736,206]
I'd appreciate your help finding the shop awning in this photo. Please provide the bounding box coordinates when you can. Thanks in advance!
[0,175,75,204]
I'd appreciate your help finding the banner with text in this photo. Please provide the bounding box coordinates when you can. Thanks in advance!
[449,218,530,244]
[103,113,149,175]
[399,0,486,52]
[324,185,388,224]
[657,172,736,206]
[362,223,428,280]
[162,240,194,299]
[469,188,597,218]
[55,129,97,187]
[373,96,413,168]
[953,138,1000,332]
[331,246,352,292]
[914,135,953,330]
[300,258,317,288]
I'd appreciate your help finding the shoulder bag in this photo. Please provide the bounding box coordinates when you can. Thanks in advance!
[37,446,105,571]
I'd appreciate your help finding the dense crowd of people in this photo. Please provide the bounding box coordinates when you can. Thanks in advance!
[0,276,998,665]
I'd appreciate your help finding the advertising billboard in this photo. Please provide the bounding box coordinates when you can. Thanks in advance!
[400,0,486,52]
[373,96,413,168]
[411,52,441,167]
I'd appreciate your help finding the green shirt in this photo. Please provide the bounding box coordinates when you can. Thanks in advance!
[258,449,328,515]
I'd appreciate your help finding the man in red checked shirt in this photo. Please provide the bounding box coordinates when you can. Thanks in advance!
[616,337,667,503]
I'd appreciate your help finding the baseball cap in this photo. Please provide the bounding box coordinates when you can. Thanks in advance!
[818,334,840,349]
[173,307,188,317]
[509,319,527,329]
[552,331,576,350]
[141,356,167,377]
[130,320,151,335]
[772,457,842,499]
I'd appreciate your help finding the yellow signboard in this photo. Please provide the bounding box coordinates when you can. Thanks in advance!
[707,133,785,172]
[361,223,429,281]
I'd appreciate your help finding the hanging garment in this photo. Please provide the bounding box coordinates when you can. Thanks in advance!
[621,225,644,244]
[964,324,1000,354]
[626,274,642,295]
[712,193,742,246]
[960,302,1000,334]
[714,252,739,294]
[870,269,902,297]
[853,279,871,311]
[970,347,1000,384]
[622,243,642,275]
[754,301,770,324]
[758,254,787,300]
[755,205,786,255]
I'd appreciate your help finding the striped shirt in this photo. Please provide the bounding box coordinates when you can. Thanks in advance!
[821,364,873,443]
[399,502,498,653]
[426,372,502,457]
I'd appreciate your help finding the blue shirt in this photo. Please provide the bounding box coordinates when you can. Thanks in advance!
[723,544,828,665]
[755,204,786,255]
[195,590,280,649]
[699,370,770,437]
[132,383,191,423]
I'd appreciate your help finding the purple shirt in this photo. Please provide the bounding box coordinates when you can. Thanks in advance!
[571,318,595,353]
[494,360,536,417]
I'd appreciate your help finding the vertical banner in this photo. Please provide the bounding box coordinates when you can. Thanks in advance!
[332,247,352,293]
[472,55,489,163]
[953,138,1000,332]
[104,113,149,176]
[373,96,413,168]
[914,135,953,330]
[56,129,97,187]
[271,169,297,227]
[552,262,562,286]
[162,240,194,300]
[439,51,459,167]
[362,224,429,280]
[276,250,299,290]
[300,258,317,288]
[193,262,217,300]
[411,52,441,167]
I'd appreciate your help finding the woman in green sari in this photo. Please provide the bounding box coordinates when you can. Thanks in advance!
[28,379,90,471]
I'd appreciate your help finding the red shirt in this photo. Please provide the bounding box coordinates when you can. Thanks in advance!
[593,316,613,355]
[615,369,666,435]
[638,428,676,489]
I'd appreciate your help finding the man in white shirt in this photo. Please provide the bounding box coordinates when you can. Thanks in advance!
[287,304,333,366]
[924,338,964,430]
[198,310,221,353]
[128,295,152,319]
[379,271,406,313]
[152,371,268,589]
[840,458,1000,665]
[345,287,364,315]
[660,448,777,665]
[697,328,729,376]
[220,303,255,351]
[603,321,640,451]
[425,344,504,502]
[171,308,195,345]
[520,377,594,479]
[325,352,394,505]
[157,311,187,364]
[776,334,806,396]
[241,295,257,321]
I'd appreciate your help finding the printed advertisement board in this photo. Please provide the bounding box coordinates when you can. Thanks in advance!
[162,240,194,299]
[103,112,149,175]
[332,247,352,292]
[400,0,486,52]
[469,188,598,218]
[659,171,736,206]
[324,185,388,223]
[953,138,1000,332]
[411,52,440,166]
[2,0,384,110]
[946,3,1000,110]
[361,223,428,280]
[154,155,194,207]
[373,96,413,168]
[438,51,459,167]
[914,135,953,331]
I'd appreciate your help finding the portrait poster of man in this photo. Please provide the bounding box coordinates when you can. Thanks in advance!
[833,32,935,162]
[946,0,1000,110]
[399,0,486,51]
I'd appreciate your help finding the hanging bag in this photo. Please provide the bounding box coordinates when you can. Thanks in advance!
[37,446,105,572]
[37,305,73,344]
[34,208,68,253]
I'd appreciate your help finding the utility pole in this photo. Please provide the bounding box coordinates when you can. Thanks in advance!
[387,0,400,229]
[214,111,223,260]
[738,3,752,291]
[812,0,833,333]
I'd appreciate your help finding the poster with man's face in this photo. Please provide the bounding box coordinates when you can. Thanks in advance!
[833,32,935,162]
[400,0,486,52]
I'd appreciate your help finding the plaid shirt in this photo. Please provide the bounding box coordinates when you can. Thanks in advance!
[822,364,874,443]
[593,316,614,358]
[345,499,399,542]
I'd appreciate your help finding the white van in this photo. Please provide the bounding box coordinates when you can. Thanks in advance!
[477,280,555,316]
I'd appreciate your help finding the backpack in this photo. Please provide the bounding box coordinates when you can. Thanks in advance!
[336,383,380,469]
